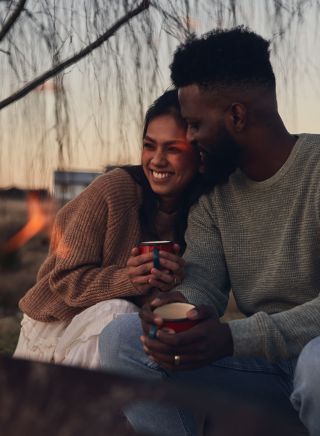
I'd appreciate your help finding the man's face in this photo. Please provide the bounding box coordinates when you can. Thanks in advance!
[179,84,242,185]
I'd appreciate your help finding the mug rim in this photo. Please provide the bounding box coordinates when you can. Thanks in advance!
[139,240,173,246]
[153,302,195,321]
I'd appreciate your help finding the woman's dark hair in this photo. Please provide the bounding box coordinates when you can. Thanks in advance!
[122,89,211,253]
[142,89,186,138]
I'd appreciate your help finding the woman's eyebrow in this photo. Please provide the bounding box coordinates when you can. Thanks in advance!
[143,136,184,146]
[143,135,156,142]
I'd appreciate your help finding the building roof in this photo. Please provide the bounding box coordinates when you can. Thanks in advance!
[54,170,102,186]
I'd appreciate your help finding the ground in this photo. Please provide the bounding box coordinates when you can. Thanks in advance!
[0,197,49,354]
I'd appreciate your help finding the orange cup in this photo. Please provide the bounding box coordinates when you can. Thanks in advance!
[153,302,198,333]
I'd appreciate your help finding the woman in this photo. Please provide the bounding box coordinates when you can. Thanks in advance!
[14,89,208,368]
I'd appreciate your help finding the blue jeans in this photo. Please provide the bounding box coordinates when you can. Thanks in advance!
[291,336,320,436]
[99,313,300,436]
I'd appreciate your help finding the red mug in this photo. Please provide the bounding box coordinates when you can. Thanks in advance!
[153,302,198,333]
[138,240,174,269]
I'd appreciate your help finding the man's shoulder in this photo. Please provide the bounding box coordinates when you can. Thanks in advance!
[296,133,320,174]
[297,133,320,154]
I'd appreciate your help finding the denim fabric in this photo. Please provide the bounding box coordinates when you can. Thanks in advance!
[291,336,320,436]
[99,313,300,436]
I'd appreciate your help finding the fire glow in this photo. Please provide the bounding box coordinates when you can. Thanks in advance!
[2,192,55,253]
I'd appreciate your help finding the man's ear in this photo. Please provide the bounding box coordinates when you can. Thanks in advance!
[226,102,247,132]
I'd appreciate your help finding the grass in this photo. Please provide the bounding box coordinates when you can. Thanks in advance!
[0,198,49,355]
[0,315,22,355]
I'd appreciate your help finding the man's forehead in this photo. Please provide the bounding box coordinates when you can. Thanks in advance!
[178,84,210,115]
[178,84,202,102]
[179,84,235,118]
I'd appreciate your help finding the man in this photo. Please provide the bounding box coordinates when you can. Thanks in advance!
[99,27,320,435]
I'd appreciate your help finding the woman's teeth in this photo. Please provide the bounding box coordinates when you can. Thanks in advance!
[152,171,171,179]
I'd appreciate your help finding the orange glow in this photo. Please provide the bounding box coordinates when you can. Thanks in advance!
[35,80,60,92]
[2,192,55,253]
[182,16,200,32]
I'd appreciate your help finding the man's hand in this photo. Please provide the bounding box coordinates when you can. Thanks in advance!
[139,291,188,333]
[140,304,234,370]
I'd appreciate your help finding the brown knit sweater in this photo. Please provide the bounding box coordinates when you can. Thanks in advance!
[19,168,143,322]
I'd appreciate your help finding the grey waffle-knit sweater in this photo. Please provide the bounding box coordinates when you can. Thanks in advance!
[177,133,320,362]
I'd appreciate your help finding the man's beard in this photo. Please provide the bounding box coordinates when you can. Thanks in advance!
[198,130,243,187]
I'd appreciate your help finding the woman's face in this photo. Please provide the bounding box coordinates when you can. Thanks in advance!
[142,114,200,200]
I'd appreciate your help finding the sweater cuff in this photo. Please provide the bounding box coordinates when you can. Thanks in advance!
[174,285,220,317]
[111,268,142,297]
[228,314,264,358]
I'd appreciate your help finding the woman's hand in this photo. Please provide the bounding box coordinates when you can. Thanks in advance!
[149,244,185,291]
[127,244,185,294]
[127,248,157,294]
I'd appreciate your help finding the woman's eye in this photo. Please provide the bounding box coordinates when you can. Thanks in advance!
[143,142,154,149]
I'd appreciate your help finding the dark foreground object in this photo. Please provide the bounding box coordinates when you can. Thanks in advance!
[0,355,307,436]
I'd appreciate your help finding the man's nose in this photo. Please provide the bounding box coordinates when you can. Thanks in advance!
[187,126,196,143]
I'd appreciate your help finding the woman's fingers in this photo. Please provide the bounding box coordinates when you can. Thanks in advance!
[159,250,185,266]
[130,274,152,286]
[131,247,140,256]
[150,268,174,284]
[127,251,153,267]
[128,261,155,277]
[127,246,185,293]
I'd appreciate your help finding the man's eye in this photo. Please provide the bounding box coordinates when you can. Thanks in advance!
[189,122,200,130]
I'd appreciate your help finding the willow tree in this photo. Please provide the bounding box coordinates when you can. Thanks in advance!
[0,0,319,188]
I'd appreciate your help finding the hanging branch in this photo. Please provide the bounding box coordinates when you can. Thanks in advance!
[0,0,150,111]
[0,0,27,43]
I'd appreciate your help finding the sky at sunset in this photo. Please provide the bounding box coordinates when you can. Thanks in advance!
[0,1,319,189]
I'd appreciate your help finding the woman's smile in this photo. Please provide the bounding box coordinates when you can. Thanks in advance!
[142,114,200,202]
[150,170,174,181]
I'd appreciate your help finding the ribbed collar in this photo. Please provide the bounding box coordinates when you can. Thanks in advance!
[235,134,306,190]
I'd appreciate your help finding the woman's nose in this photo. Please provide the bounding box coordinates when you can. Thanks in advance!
[151,149,167,165]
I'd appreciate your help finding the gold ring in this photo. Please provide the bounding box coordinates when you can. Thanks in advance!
[174,355,180,366]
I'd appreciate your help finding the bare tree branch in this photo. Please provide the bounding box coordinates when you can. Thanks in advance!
[0,0,150,111]
[0,0,27,43]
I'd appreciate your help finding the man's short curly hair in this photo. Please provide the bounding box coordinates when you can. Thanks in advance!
[170,26,275,91]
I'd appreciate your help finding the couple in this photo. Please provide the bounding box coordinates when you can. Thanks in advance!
[15,27,320,435]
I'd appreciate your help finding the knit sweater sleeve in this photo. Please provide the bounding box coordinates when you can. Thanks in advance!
[174,194,230,314]
[37,170,141,308]
[228,181,320,362]
[228,296,320,361]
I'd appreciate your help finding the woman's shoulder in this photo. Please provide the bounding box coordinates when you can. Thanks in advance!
[93,167,136,186]
[90,167,143,206]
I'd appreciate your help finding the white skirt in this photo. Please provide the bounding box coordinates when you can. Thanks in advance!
[13,299,138,369]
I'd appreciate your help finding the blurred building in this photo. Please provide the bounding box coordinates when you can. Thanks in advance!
[53,170,102,203]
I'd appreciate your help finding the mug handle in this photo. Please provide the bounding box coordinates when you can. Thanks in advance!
[152,248,160,269]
